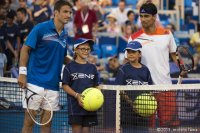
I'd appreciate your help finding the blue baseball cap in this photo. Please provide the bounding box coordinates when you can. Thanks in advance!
[125,41,142,51]
[74,38,94,49]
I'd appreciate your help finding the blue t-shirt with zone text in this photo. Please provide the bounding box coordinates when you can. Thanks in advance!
[25,19,68,91]
[115,62,153,126]
[115,62,153,101]
[115,62,153,85]
[62,61,99,115]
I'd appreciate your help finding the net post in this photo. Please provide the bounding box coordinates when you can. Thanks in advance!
[116,90,121,133]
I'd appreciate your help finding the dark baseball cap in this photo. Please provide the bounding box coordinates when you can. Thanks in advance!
[140,3,157,15]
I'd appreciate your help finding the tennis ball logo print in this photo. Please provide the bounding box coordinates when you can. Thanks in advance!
[134,93,157,117]
[81,88,104,111]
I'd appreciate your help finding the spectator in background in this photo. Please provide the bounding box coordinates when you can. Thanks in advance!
[124,10,138,33]
[107,55,121,78]
[87,54,105,72]
[0,0,6,9]
[4,10,20,70]
[111,0,130,25]
[48,0,56,12]
[0,15,6,52]
[19,0,34,22]
[0,15,17,76]
[190,23,200,71]
[10,0,20,11]
[33,0,52,24]
[190,54,200,73]
[190,23,200,55]
[166,23,180,46]
[74,0,98,40]
[1,13,18,53]
[99,0,112,8]
[16,7,34,46]
[73,0,81,11]
[90,0,105,27]
[64,0,76,37]
[122,21,134,41]
[100,12,121,34]
[0,0,8,16]
[0,44,7,77]
[2,0,12,11]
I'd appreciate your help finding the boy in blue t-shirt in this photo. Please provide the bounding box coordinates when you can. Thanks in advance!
[115,41,153,130]
[62,38,100,133]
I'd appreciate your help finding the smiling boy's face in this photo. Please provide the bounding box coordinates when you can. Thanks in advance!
[75,43,91,59]
[126,49,141,63]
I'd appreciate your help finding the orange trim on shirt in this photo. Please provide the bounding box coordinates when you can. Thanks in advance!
[150,27,170,35]
[131,29,144,40]
[131,27,170,40]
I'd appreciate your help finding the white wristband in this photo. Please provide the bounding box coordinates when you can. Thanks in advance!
[19,67,27,75]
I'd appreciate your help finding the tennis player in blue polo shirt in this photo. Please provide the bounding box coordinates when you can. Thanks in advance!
[17,1,73,132]
[115,41,153,131]
[62,38,100,133]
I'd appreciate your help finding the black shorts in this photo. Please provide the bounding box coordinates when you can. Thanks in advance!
[69,115,98,127]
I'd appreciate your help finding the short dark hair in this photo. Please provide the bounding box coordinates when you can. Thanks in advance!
[140,3,157,15]
[127,10,134,17]
[6,9,16,19]
[54,0,73,11]
[17,7,27,16]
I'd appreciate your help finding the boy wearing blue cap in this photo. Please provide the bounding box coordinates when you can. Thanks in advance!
[115,40,153,131]
[62,38,100,133]
[115,40,153,85]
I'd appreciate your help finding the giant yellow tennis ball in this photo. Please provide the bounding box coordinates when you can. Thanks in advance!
[134,93,157,117]
[81,88,104,111]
